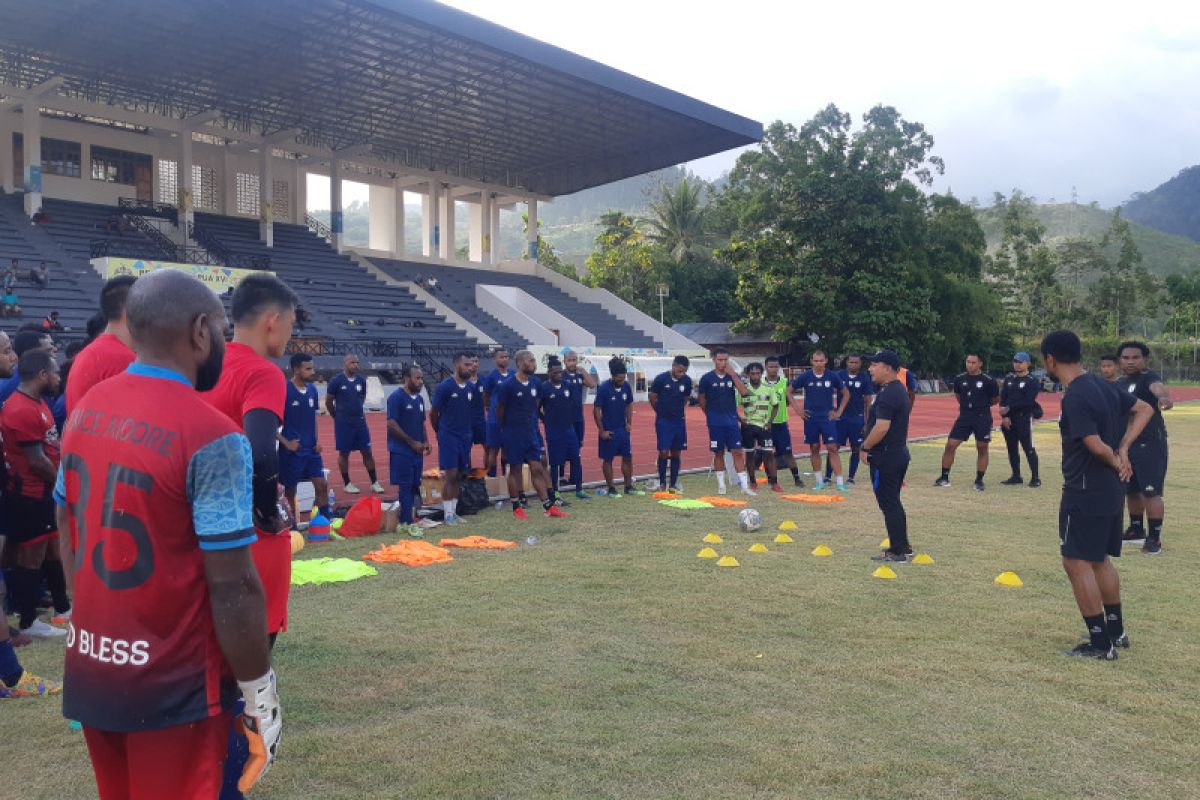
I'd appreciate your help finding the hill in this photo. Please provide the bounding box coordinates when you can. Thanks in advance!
[1123,165,1200,242]
[975,202,1200,277]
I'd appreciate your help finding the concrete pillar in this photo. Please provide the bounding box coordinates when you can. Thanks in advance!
[393,181,406,258]
[368,183,393,252]
[423,181,440,259]
[258,147,273,247]
[22,107,42,217]
[294,161,306,225]
[439,188,455,261]
[480,191,493,265]
[179,129,195,231]
[0,116,12,193]
[490,197,501,263]
[220,150,236,216]
[329,156,343,252]
[468,200,483,263]
[527,198,538,260]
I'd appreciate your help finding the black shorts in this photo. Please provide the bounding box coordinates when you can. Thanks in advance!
[0,493,57,546]
[1126,439,1167,498]
[742,424,775,452]
[949,414,992,443]
[1059,500,1122,562]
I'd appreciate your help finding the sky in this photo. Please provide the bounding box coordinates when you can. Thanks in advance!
[435,0,1200,209]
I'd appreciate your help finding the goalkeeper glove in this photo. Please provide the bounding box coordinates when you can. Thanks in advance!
[236,668,282,794]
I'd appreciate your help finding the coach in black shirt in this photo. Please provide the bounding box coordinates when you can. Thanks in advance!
[1041,330,1152,660]
[862,350,912,563]
[999,352,1042,487]
[1116,340,1173,554]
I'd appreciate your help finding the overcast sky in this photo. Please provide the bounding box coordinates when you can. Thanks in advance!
[437,0,1200,209]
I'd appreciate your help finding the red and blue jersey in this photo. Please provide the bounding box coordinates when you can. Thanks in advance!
[281,381,319,450]
[55,364,255,733]
[1,389,60,499]
[431,377,474,438]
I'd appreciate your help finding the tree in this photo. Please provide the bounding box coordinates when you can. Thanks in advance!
[522,212,578,280]
[583,213,668,317]
[1089,208,1157,337]
[984,190,1062,349]
[644,177,709,262]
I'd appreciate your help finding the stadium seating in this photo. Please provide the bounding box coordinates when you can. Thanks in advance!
[369,259,659,348]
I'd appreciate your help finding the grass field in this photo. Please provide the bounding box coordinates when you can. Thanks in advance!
[11,406,1200,800]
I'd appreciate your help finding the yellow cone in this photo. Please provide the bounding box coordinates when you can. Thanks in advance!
[748,543,769,553]
[994,571,1023,587]
[872,565,898,580]
[911,553,935,565]
[880,537,890,549]
[779,519,798,531]
[811,544,833,557]
[703,532,723,544]
[697,547,719,559]
[773,532,794,544]
[717,555,740,567]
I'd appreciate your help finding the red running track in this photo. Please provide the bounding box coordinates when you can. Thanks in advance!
[318,388,1200,497]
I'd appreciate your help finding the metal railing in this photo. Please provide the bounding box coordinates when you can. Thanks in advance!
[118,197,178,223]
[121,212,177,260]
[305,213,332,242]
[283,339,502,378]
[188,223,271,270]
[90,238,269,269]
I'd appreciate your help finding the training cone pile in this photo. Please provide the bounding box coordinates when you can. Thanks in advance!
[778,520,798,531]
[994,571,1024,587]
[748,543,769,553]
[697,547,719,559]
[911,553,935,565]
[703,533,723,544]
[773,533,794,544]
[717,555,740,567]
[872,566,898,580]
[811,544,833,557]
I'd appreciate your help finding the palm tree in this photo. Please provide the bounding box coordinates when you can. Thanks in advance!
[645,176,708,262]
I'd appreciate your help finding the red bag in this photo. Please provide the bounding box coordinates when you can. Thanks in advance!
[339,496,382,537]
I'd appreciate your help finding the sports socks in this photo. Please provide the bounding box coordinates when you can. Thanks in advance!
[657,457,668,488]
[737,471,750,490]
[975,470,985,484]
[11,567,41,630]
[511,497,521,512]
[340,470,352,485]
[1129,514,1144,534]
[1084,613,1108,651]
[669,455,680,488]
[848,451,860,480]
[442,499,458,517]
[716,472,727,492]
[43,560,70,615]
[1104,603,1124,640]
[1148,518,1163,542]
[939,468,950,482]
[0,639,22,687]
[790,466,801,484]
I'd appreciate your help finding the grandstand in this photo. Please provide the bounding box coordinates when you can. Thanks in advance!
[0,0,761,374]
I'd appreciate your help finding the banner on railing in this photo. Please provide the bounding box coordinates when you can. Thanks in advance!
[94,257,274,292]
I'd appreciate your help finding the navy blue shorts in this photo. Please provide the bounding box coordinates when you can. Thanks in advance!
[804,416,838,445]
[573,419,585,447]
[503,430,543,465]
[279,448,324,489]
[438,431,473,472]
[771,422,793,455]
[743,424,775,451]
[599,429,632,461]
[335,417,371,452]
[655,418,688,452]
[949,414,992,443]
[836,415,866,447]
[389,453,422,489]
[471,419,486,445]
[545,426,580,466]
[706,419,742,453]
[485,419,503,449]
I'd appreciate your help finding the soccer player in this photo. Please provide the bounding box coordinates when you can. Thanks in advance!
[387,364,432,530]
[561,350,596,498]
[325,354,382,494]
[649,355,692,494]
[430,352,475,526]
[541,357,583,501]
[792,350,848,491]
[999,352,1042,488]
[64,274,136,414]
[468,354,486,465]
[1116,340,1173,554]
[935,354,999,491]
[278,353,330,525]
[764,356,803,487]
[495,350,569,519]
[0,326,56,406]
[594,357,638,497]
[1099,354,1119,382]
[1040,329,1152,660]
[698,348,755,496]
[482,347,512,477]
[1,349,67,639]
[740,362,782,492]
[832,354,874,485]
[57,269,281,797]
[862,350,913,563]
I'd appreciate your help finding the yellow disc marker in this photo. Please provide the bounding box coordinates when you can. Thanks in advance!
[773,533,794,544]
[748,543,769,553]
[811,544,833,557]
[697,547,719,559]
[879,538,890,549]
[778,519,799,531]
[872,566,898,580]
[911,553,935,565]
[703,532,723,544]
[994,571,1024,587]
[717,555,740,567]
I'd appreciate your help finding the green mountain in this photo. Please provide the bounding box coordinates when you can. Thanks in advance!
[975,202,1200,277]
[1123,166,1200,242]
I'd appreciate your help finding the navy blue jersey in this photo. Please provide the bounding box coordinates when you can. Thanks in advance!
[698,370,739,419]
[468,378,485,425]
[838,369,874,417]
[562,368,589,421]
[650,371,693,421]
[432,377,475,437]
[541,381,576,430]
[495,374,542,434]
[594,379,634,431]
[482,368,512,418]
[328,372,367,419]
[386,387,426,454]
[281,381,319,449]
[793,369,843,414]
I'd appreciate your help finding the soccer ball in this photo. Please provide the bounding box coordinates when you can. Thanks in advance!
[737,508,763,532]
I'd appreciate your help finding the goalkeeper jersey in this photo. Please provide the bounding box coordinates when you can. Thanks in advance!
[741,381,777,428]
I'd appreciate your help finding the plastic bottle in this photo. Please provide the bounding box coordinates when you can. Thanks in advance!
[495,500,504,511]
[327,488,336,510]
[595,487,607,496]
[525,535,538,546]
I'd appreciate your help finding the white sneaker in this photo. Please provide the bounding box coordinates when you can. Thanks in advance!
[371,482,385,494]
[21,619,66,639]
[344,483,362,494]
[717,483,728,496]
[741,486,758,497]
[444,513,463,526]
[415,517,441,529]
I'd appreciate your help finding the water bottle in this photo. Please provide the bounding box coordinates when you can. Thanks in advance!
[495,500,504,511]
[525,535,538,546]
[596,487,607,496]
[327,488,336,510]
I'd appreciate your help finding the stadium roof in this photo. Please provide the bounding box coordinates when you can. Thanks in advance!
[0,0,762,197]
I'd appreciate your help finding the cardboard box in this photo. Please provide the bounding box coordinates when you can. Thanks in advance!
[380,502,400,533]
[485,464,531,499]
[421,474,445,505]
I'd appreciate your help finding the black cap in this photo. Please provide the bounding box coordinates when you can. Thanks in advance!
[867,349,901,369]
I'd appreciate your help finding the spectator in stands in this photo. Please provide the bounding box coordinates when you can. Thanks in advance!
[1,287,21,318]
[103,214,124,235]
[41,311,64,332]
[425,276,439,292]
[5,261,17,291]
[413,272,425,285]
[30,261,49,288]
[30,208,50,225]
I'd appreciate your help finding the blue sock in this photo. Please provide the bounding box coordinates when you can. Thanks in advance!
[0,639,22,686]
[669,456,681,487]
[399,483,415,524]
[219,698,249,799]
[657,458,667,487]
[570,455,583,491]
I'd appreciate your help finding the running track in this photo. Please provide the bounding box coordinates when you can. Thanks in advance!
[319,389,1200,498]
